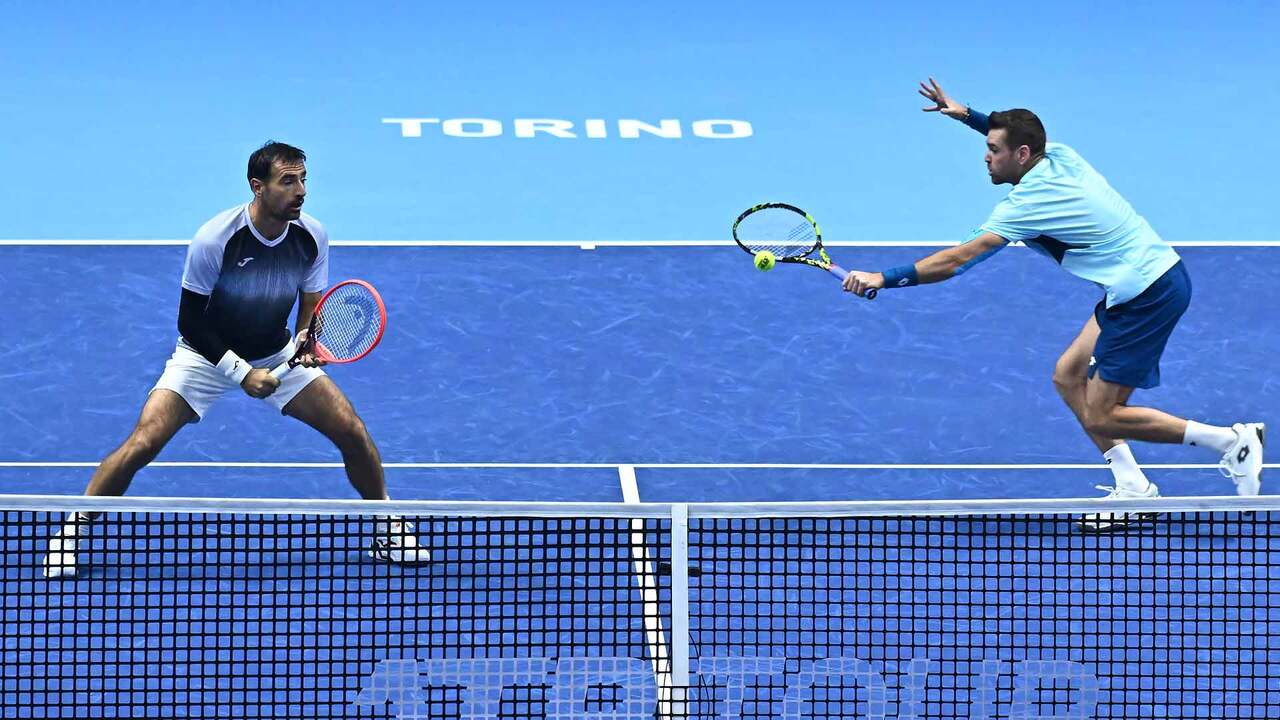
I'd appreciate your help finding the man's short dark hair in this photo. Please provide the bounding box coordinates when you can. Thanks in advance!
[247,141,306,182]
[988,109,1046,156]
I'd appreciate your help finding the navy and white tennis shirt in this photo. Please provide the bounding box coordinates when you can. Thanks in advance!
[180,204,329,359]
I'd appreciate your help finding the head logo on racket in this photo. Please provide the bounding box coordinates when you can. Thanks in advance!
[270,280,387,379]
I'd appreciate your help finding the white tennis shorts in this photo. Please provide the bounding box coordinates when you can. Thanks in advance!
[153,338,325,420]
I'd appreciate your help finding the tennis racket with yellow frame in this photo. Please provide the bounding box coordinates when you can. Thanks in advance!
[732,202,876,299]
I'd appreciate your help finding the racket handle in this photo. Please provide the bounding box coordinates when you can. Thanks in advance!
[828,264,877,300]
[268,360,292,380]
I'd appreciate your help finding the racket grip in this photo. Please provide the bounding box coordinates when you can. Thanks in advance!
[268,360,292,380]
[828,264,877,300]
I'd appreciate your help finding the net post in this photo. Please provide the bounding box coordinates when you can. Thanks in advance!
[620,464,681,716]
[670,502,690,710]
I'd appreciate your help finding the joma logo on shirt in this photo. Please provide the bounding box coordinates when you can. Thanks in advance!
[237,257,255,267]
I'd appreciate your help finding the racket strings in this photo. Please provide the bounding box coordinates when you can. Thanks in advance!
[312,284,383,360]
[736,211,818,259]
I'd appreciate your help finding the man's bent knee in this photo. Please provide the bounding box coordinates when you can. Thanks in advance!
[331,413,373,451]
[1081,407,1117,438]
[1052,372,1083,397]
[1052,364,1087,397]
[119,431,164,468]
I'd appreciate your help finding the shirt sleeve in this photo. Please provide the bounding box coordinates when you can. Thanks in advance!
[180,232,225,295]
[979,195,1043,244]
[176,288,230,365]
[300,217,329,293]
[963,108,990,134]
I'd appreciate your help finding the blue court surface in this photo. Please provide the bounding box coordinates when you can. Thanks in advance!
[0,243,1275,500]
[2,243,1278,719]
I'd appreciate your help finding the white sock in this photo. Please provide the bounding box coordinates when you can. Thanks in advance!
[48,513,90,554]
[373,495,407,537]
[57,512,91,539]
[1183,421,1237,454]
[1104,443,1150,493]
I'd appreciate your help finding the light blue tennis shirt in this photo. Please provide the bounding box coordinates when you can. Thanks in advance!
[980,142,1181,308]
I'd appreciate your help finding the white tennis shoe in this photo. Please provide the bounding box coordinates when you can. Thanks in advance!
[1076,481,1161,533]
[369,519,431,564]
[42,512,92,579]
[1219,422,1266,496]
[42,535,79,579]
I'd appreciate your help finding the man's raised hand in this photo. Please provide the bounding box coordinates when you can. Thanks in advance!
[919,77,968,120]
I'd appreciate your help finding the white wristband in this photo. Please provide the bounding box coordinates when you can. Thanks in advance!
[216,351,253,385]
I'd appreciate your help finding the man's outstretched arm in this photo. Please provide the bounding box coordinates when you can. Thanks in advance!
[841,232,1009,296]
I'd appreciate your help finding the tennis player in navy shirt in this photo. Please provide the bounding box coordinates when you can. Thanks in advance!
[44,142,428,577]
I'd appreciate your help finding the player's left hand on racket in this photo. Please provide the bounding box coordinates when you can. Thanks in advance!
[270,279,387,380]
[289,327,325,369]
[841,270,884,298]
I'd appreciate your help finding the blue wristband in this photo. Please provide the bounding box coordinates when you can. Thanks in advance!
[962,107,990,134]
[881,264,918,289]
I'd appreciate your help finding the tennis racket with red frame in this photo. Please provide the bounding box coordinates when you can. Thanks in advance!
[270,279,387,379]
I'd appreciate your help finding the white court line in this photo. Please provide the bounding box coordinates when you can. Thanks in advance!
[1,239,1278,248]
[4,461,1275,470]
[619,464,642,502]
[618,465,681,718]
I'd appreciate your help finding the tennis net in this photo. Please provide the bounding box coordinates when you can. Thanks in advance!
[2,494,1278,718]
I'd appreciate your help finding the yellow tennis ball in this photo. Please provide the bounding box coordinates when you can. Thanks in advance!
[754,251,776,272]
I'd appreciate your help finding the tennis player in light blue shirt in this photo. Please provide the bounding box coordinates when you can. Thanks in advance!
[842,78,1265,530]
[980,141,1180,310]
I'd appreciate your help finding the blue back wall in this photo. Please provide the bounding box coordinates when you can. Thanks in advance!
[3,1,1276,242]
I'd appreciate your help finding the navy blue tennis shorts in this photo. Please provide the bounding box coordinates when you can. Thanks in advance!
[1088,261,1191,390]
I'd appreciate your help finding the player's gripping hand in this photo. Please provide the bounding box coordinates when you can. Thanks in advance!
[292,328,327,369]
[240,368,281,398]
[842,270,884,297]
